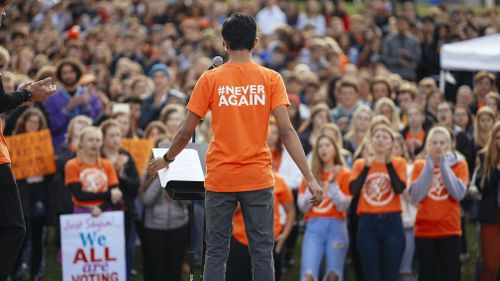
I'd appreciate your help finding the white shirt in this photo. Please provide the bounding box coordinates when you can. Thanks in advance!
[256,5,287,35]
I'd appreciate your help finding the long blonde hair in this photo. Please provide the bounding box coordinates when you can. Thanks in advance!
[311,134,344,182]
[345,105,374,143]
[298,103,330,134]
[319,123,349,166]
[353,115,391,159]
[474,107,496,148]
[424,126,453,157]
[374,97,401,132]
[76,126,103,167]
[480,121,500,186]
[66,115,92,145]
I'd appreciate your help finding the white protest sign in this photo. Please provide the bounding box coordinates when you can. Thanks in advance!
[152,148,205,187]
[60,211,126,281]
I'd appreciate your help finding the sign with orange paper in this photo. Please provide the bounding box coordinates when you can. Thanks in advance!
[6,129,56,180]
[121,138,154,176]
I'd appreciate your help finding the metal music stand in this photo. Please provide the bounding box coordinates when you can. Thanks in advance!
[158,142,207,281]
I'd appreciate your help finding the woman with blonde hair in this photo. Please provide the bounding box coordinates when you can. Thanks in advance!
[319,123,353,167]
[484,91,500,119]
[474,107,496,151]
[409,126,468,281]
[298,134,351,281]
[374,97,402,132]
[350,124,407,281]
[345,105,374,152]
[475,122,500,281]
[64,126,123,216]
[352,115,392,160]
[144,121,168,142]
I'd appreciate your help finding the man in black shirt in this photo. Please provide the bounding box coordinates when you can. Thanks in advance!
[0,2,57,275]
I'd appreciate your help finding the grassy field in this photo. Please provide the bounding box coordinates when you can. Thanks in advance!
[32,215,480,281]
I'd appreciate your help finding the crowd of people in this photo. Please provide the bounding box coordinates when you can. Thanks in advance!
[1,0,500,281]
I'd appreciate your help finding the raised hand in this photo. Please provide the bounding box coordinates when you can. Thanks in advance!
[28,77,57,103]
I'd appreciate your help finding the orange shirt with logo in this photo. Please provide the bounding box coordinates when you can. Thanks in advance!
[0,120,10,165]
[299,167,351,220]
[410,159,469,238]
[186,62,290,192]
[65,158,119,207]
[232,173,294,246]
[350,157,407,215]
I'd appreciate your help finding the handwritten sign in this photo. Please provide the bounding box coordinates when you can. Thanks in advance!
[5,129,56,180]
[121,138,154,176]
[60,211,126,281]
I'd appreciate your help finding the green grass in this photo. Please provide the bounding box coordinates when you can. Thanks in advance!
[30,216,480,281]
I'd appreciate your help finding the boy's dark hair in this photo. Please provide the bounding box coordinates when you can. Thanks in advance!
[221,13,256,51]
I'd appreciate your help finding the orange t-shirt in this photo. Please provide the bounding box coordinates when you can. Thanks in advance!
[299,167,351,220]
[271,148,282,172]
[65,158,119,207]
[0,120,10,165]
[410,159,469,238]
[232,173,294,246]
[186,62,290,192]
[405,130,426,143]
[350,157,407,215]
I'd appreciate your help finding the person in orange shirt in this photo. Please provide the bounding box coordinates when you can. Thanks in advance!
[147,14,323,281]
[349,124,407,281]
[409,126,468,281]
[298,135,351,281]
[401,103,428,160]
[226,172,295,281]
[64,126,123,216]
[0,50,56,281]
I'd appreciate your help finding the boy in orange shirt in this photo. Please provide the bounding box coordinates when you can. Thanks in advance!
[148,14,322,281]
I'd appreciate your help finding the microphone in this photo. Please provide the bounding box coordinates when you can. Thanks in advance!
[208,56,224,70]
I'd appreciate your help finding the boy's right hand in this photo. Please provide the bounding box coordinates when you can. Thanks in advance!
[307,179,323,207]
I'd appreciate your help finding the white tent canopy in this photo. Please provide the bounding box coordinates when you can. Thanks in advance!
[440,34,500,72]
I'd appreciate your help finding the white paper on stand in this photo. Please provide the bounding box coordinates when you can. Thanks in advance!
[152,148,205,187]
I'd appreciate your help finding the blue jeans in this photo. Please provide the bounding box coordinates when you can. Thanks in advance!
[300,218,349,281]
[357,212,405,281]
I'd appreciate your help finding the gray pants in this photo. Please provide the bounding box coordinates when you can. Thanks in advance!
[203,187,275,281]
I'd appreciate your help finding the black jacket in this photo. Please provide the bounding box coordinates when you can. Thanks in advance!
[0,77,32,114]
[475,153,500,224]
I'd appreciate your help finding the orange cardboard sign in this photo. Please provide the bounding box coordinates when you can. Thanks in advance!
[6,129,56,180]
[121,138,154,176]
